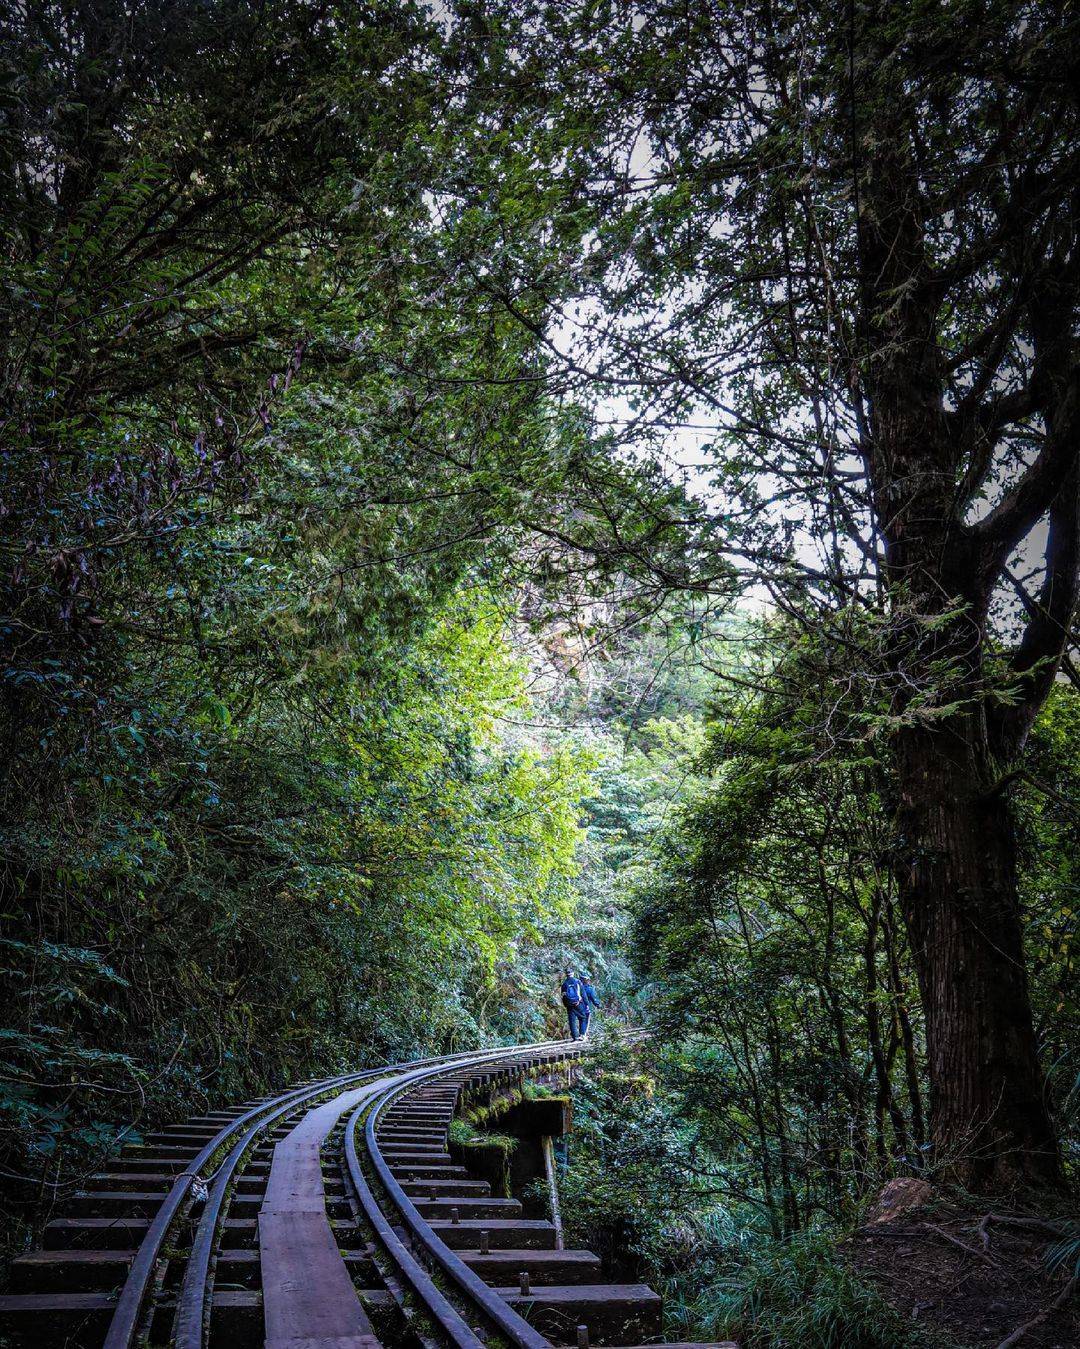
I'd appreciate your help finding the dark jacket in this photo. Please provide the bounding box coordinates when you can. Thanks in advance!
[582,980,600,1008]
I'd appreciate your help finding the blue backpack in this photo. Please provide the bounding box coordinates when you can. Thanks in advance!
[562,976,584,1006]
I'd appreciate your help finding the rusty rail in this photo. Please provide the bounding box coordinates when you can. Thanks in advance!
[346,1043,582,1349]
[91,1040,573,1349]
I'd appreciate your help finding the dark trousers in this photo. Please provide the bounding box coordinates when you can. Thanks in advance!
[566,1002,587,1039]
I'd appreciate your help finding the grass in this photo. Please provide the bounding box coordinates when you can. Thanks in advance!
[447,1116,516,1154]
[1047,1220,1080,1279]
[665,1233,938,1349]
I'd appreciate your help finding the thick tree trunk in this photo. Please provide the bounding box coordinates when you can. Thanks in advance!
[893,723,1061,1189]
[852,8,1078,1189]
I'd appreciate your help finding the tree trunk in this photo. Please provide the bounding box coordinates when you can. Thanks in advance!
[893,723,1061,1189]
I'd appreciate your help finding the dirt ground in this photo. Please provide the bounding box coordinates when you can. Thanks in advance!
[843,1201,1078,1347]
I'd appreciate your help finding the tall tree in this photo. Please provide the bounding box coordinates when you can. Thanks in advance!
[841,1,1078,1188]
[458,0,1080,1186]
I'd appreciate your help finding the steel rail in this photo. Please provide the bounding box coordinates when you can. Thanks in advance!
[172,1068,384,1349]
[349,1041,586,1349]
[342,1040,575,1349]
[172,1043,512,1349]
[103,1078,326,1349]
[344,1106,484,1348]
[105,1041,567,1349]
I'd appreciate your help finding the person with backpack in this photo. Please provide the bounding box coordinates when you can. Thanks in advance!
[560,967,588,1040]
[579,973,601,1038]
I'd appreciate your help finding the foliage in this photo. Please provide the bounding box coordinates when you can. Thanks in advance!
[632,623,929,1234]
[626,624,1078,1216]
[558,1046,706,1280]
[447,1117,517,1156]
[1016,688,1080,1167]
[1046,1221,1080,1282]
[3,0,1078,1321]
[494,608,736,1037]
[536,619,1078,1341]
[694,1233,932,1349]
[445,0,1080,1185]
[559,1048,927,1348]
[0,0,596,1251]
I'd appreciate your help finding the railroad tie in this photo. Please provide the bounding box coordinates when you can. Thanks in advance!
[0,1040,736,1349]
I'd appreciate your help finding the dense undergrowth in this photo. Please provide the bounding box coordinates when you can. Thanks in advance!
[558,1040,1078,1347]
[554,1049,921,1348]
[548,653,1078,1345]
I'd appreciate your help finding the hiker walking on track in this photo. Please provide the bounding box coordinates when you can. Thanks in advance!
[560,967,588,1040]
[579,973,601,1038]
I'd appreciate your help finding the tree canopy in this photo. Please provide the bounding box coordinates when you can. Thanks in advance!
[2,1,1078,1330]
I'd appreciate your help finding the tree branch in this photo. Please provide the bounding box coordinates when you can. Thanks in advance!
[993,455,1080,753]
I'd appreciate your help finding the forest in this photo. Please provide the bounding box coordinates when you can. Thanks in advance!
[1,2,1078,1346]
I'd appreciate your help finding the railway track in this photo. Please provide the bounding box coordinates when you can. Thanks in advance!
[0,1039,734,1349]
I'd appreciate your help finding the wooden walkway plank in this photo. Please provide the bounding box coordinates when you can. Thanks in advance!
[259,1081,389,1349]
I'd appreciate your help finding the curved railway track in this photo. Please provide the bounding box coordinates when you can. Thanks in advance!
[0,1039,734,1349]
